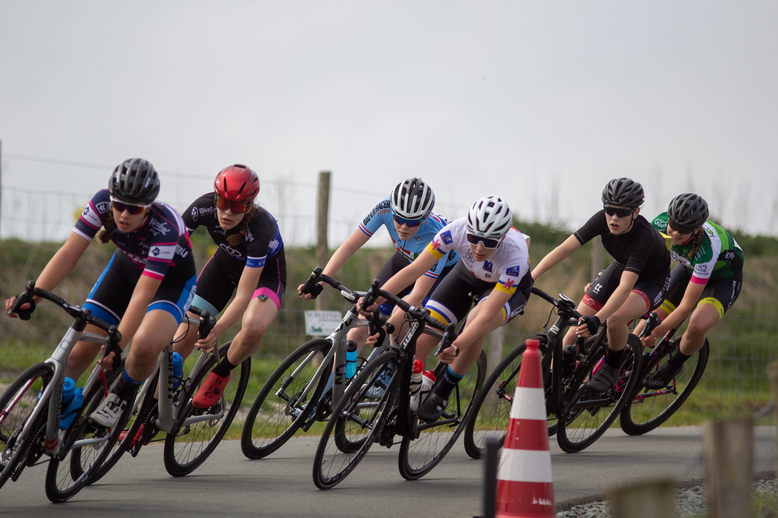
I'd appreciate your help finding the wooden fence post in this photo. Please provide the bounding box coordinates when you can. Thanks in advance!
[702,417,754,518]
[315,170,331,311]
[606,478,676,518]
[768,361,778,481]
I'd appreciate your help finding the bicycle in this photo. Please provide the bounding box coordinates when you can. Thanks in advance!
[1,281,131,503]
[241,267,390,460]
[462,285,643,457]
[619,311,710,435]
[312,278,486,489]
[88,305,250,481]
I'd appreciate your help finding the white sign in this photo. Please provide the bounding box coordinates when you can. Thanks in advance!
[304,310,342,336]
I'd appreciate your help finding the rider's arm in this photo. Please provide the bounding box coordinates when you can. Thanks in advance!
[593,270,638,323]
[652,280,706,337]
[209,265,264,340]
[33,233,91,302]
[531,234,581,281]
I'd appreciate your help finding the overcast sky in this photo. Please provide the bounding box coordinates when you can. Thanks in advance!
[1,0,776,245]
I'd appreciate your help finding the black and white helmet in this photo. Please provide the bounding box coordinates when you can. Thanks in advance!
[668,193,709,230]
[390,177,435,220]
[467,196,513,239]
[601,178,644,209]
[108,158,160,204]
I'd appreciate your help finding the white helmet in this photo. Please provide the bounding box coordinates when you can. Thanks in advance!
[467,196,512,239]
[390,177,435,220]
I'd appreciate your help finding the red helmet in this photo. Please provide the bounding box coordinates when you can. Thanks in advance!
[213,164,260,202]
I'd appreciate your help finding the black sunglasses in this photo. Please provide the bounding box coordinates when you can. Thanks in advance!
[466,233,501,249]
[603,205,634,218]
[111,197,150,215]
[668,219,694,235]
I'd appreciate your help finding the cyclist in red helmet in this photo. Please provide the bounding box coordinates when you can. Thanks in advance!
[176,164,286,409]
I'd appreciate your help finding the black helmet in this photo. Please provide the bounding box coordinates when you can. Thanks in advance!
[108,158,160,204]
[601,178,644,209]
[390,177,435,220]
[668,193,709,230]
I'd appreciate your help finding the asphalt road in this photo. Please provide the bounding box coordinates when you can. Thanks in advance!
[1,427,775,517]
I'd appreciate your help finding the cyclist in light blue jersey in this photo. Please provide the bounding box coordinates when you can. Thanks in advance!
[298,178,459,347]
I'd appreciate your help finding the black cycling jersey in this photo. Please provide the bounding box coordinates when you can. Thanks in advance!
[183,193,283,268]
[574,210,670,280]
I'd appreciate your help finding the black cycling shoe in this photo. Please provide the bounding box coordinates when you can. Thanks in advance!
[644,362,683,389]
[415,393,448,423]
[585,363,619,394]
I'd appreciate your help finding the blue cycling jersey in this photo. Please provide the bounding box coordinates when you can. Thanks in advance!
[358,196,459,280]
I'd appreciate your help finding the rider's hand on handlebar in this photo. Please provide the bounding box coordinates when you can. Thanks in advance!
[297,282,324,300]
[436,344,458,364]
[574,315,600,339]
[195,331,219,354]
[356,296,380,317]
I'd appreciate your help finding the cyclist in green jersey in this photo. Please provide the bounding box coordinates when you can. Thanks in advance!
[640,193,744,388]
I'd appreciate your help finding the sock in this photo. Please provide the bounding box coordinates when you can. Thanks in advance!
[432,366,463,401]
[212,357,238,378]
[604,347,625,369]
[667,349,692,369]
[114,368,143,399]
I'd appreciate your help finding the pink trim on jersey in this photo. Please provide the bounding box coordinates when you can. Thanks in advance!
[142,269,165,281]
[254,288,281,311]
[581,294,604,312]
[690,275,708,285]
[80,201,101,230]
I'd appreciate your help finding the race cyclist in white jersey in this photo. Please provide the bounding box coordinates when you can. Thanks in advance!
[360,196,533,423]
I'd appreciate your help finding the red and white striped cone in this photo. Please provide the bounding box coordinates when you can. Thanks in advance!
[495,338,555,518]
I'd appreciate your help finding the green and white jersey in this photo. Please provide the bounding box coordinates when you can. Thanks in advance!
[651,212,744,282]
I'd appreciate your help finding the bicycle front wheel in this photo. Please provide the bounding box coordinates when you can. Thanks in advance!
[164,342,250,477]
[398,351,486,480]
[557,334,642,453]
[312,351,399,490]
[620,337,709,435]
[0,363,52,490]
[241,339,330,460]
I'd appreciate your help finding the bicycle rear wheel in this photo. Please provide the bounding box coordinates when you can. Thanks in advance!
[0,363,52,490]
[398,351,485,479]
[241,339,330,460]
[44,366,123,502]
[312,351,399,490]
[620,337,709,435]
[557,334,642,453]
[164,342,250,477]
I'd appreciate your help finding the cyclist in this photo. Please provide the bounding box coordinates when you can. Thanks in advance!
[639,193,743,388]
[298,177,459,347]
[4,158,197,429]
[360,195,533,423]
[177,164,286,409]
[531,177,671,394]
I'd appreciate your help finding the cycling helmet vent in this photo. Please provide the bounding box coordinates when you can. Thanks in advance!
[108,158,160,204]
[466,196,513,239]
[668,193,709,229]
[601,177,644,209]
[390,177,435,220]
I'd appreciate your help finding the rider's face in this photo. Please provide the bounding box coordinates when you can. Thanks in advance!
[216,206,246,231]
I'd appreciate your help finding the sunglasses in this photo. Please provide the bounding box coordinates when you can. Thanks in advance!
[466,233,501,249]
[668,219,694,235]
[214,196,250,214]
[603,205,634,218]
[393,215,423,228]
[111,197,150,215]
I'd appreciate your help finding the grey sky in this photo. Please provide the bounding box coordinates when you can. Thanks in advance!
[1,0,776,245]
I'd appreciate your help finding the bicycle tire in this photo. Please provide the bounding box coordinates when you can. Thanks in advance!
[164,341,250,477]
[0,363,53,490]
[241,339,330,460]
[398,351,485,479]
[312,350,399,490]
[44,366,123,502]
[557,333,643,453]
[620,336,709,435]
[463,341,560,459]
[87,371,159,484]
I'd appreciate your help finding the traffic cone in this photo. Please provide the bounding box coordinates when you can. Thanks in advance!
[495,338,555,518]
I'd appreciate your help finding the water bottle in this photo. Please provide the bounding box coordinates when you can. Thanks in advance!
[409,360,424,410]
[419,370,436,405]
[172,352,184,389]
[345,340,358,379]
[59,377,84,430]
